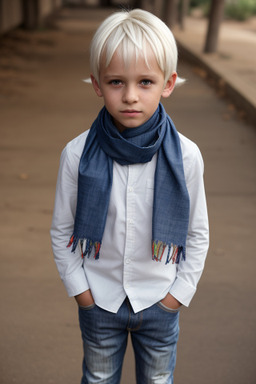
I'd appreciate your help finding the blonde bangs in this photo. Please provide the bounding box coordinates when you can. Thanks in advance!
[90,9,184,86]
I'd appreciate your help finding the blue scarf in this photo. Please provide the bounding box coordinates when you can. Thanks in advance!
[68,103,190,264]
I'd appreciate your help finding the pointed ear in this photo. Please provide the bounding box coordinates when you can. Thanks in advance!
[161,72,177,98]
[91,74,103,97]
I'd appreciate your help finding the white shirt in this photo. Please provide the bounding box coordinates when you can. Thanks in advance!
[50,129,209,313]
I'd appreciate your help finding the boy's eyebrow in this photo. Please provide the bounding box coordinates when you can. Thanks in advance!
[102,74,121,79]
[102,73,158,79]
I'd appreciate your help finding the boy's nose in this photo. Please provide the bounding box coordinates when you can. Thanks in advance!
[122,85,139,104]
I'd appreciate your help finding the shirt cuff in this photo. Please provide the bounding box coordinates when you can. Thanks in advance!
[169,277,197,307]
[62,268,89,297]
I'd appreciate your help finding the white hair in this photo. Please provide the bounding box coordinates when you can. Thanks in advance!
[88,9,185,87]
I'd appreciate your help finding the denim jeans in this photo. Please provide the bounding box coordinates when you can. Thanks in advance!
[78,298,180,384]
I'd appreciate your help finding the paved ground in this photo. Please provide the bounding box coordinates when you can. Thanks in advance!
[0,6,256,384]
[173,14,256,124]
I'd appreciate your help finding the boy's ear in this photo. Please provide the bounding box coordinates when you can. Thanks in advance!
[161,72,177,98]
[91,74,103,97]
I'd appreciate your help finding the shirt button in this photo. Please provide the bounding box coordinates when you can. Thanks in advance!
[128,186,133,192]
[128,219,133,224]
[125,258,131,264]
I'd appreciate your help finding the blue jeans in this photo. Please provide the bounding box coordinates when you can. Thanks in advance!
[78,298,180,384]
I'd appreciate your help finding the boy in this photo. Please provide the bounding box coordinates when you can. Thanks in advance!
[51,8,209,384]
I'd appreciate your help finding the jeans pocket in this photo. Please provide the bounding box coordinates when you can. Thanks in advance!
[79,303,96,311]
[157,301,181,313]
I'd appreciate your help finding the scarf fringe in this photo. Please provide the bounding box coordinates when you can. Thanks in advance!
[67,236,185,264]
[152,241,186,264]
[67,236,101,260]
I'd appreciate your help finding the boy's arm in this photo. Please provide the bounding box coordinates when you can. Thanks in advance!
[169,144,209,307]
[50,144,90,297]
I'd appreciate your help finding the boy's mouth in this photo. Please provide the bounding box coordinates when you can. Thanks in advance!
[121,110,142,116]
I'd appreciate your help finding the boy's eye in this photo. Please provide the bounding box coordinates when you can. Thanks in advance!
[110,80,122,86]
[140,79,152,86]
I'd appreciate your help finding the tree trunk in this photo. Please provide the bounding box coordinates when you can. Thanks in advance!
[22,0,40,30]
[100,0,112,7]
[133,0,143,8]
[0,0,3,33]
[179,0,190,30]
[153,0,164,17]
[162,0,179,28]
[204,0,225,53]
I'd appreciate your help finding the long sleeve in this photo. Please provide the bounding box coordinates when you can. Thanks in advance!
[169,141,209,306]
[50,136,90,297]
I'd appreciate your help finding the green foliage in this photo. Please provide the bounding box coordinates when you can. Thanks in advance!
[189,0,211,17]
[190,0,210,7]
[225,0,256,21]
[190,0,256,21]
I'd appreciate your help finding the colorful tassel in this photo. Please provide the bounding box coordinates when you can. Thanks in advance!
[94,242,101,260]
[67,235,74,248]
[165,244,185,264]
[67,234,79,253]
[152,241,166,262]
[67,236,101,260]
[152,240,185,264]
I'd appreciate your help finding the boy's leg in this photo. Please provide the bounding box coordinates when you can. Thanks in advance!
[78,301,128,384]
[130,302,180,384]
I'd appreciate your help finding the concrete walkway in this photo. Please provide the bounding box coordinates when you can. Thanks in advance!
[173,15,256,124]
[0,7,255,384]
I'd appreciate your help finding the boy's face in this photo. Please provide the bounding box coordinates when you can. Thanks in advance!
[91,49,177,132]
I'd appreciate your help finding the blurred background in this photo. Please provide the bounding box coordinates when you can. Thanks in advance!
[0,1,255,384]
